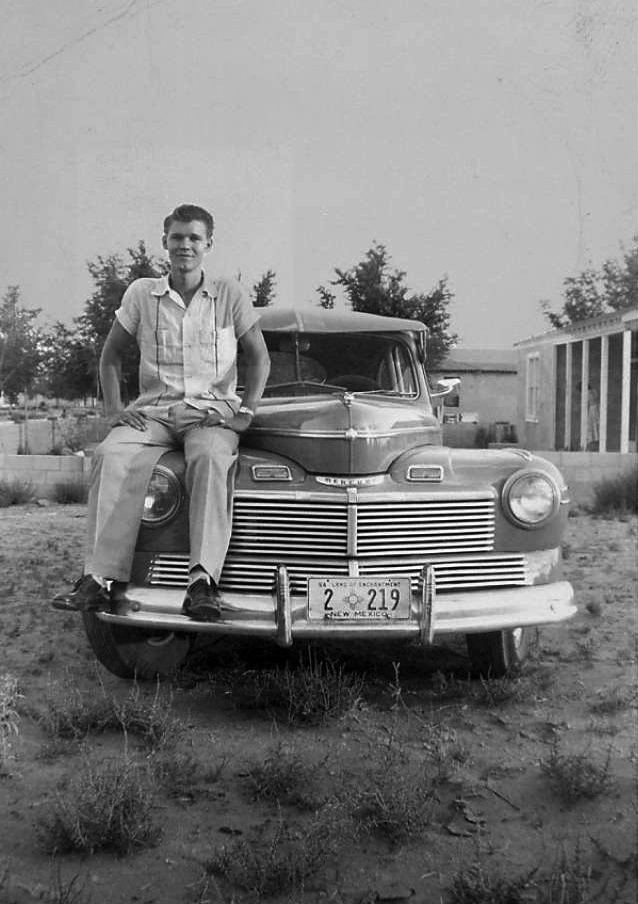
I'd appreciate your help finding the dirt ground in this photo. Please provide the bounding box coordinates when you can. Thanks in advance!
[0,505,636,904]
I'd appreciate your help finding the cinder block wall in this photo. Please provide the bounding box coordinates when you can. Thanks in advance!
[1,450,635,505]
[532,451,637,505]
[0,454,92,497]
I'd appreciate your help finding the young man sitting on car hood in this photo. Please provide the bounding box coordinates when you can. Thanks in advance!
[53,203,270,621]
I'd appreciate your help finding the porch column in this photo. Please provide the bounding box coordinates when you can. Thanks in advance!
[599,335,608,452]
[564,342,572,450]
[580,339,589,450]
[620,330,631,453]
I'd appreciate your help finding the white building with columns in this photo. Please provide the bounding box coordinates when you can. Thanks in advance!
[515,307,637,453]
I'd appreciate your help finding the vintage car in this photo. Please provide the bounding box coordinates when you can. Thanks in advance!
[82,308,576,679]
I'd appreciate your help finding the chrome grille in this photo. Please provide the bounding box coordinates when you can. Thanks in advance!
[231,499,348,556]
[356,500,494,555]
[147,553,526,596]
[358,555,527,590]
[228,496,495,558]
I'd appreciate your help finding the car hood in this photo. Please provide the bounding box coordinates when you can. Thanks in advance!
[246,393,441,474]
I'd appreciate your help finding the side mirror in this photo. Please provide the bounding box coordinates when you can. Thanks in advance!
[430,377,460,398]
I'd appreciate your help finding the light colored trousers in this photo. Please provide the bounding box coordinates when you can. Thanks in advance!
[85,403,239,584]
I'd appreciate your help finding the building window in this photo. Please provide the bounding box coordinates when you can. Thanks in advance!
[526,353,540,422]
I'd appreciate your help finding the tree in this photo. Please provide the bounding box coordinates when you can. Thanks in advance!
[0,286,43,404]
[41,322,97,402]
[79,241,168,403]
[331,242,457,367]
[251,269,277,307]
[541,238,637,329]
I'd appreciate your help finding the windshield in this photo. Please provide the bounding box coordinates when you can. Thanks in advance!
[238,331,421,399]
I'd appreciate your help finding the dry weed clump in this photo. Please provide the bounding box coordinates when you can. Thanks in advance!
[230,649,365,725]
[40,678,178,752]
[449,861,528,904]
[0,673,22,774]
[207,802,353,897]
[245,742,326,810]
[152,750,227,798]
[37,754,160,856]
[541,741,615,803]
[344,743,436,845]
[449,850,604,904]
[588,686,635,715]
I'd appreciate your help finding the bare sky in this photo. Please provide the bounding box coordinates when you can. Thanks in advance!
[1,0,635,347]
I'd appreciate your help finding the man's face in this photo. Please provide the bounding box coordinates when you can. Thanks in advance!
[162,220,213,275]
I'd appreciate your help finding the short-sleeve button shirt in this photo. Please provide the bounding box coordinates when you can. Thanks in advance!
[115,274,259,410]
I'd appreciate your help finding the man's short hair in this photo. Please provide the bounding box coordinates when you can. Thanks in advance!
[163,204,214,238]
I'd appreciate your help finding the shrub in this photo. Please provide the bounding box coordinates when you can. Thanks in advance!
[51,479,88,504]
[590,464,638,516]
[37,755,160,855]
[0,477,36,507]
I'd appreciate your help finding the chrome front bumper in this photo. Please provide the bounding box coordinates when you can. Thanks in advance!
[97,565,576,646]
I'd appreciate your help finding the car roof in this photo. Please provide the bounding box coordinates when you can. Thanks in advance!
[256,307,427,334]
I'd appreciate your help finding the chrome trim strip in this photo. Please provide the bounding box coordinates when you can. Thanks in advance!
[247,427,428,439]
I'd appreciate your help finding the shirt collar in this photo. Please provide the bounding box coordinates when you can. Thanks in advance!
[150,272,217,299]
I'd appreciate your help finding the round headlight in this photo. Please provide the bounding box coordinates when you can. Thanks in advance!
[142,466,183,525]
[502,471,559,528]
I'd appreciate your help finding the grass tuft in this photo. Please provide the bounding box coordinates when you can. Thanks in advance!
[0,477,36,507]
[37,754,160,855]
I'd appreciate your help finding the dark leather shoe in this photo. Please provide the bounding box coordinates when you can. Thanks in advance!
[52,575,110,612]
[183,578,221,622]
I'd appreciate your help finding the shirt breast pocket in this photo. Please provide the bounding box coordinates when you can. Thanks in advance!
[200,326,236,375]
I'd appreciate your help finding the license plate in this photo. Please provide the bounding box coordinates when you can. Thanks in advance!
[308,577,412,621]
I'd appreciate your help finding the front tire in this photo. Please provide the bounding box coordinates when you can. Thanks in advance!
[82,612,193,679]
[465,627,529,678]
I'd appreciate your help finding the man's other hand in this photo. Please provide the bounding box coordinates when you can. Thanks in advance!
[109,410,148,431]
[223,411,253,433]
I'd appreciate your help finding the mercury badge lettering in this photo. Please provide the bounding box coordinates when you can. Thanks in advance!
[78,308,576,680]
